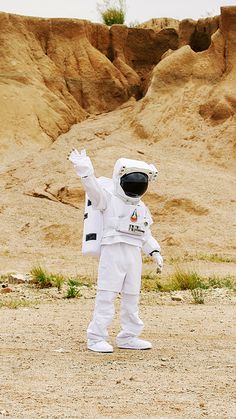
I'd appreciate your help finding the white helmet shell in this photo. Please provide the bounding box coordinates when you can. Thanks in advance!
[113,158,158,204]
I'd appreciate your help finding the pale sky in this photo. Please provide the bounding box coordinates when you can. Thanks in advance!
[0,0,235,24]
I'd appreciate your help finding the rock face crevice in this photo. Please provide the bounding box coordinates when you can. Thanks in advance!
[190,29,212,52]
[179,16,219,50]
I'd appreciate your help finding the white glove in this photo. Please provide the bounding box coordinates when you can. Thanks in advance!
[152,251,163,274]
[68,149,94,178]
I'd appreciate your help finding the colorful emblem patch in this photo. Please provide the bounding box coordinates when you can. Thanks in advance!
[130,209,138,222]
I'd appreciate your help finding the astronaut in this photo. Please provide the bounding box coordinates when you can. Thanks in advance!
[69,149,163,353]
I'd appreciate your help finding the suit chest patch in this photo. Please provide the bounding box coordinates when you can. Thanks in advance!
[130,209,138,222]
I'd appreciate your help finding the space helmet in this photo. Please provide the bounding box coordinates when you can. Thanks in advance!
[113,157,158,204]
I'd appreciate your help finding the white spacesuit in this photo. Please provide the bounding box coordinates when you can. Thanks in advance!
[69,149,163,353]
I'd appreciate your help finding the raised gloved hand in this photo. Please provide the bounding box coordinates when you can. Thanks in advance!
[152,251,163,274]
[68,149,94,178]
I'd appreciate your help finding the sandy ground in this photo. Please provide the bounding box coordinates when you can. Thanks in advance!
[0,284,236,419]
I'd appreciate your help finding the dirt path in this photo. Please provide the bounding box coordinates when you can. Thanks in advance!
[0,290,235,419]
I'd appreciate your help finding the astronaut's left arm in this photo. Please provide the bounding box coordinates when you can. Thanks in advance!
[142,228,163,273]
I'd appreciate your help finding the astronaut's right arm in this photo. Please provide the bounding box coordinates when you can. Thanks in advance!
[68,149,107,211]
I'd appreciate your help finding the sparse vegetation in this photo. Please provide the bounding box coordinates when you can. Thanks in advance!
[0,299,40,309]
[0,268,94,308]
[207,275,235,289]
[30,265,63,288]
[198,253,236,264]
[30,265,53,288]
[30,264,93,297]
[191,288,205,304]
[169,269,205,291]
[69,277,93,288]
[168,254,195,264]
[142,271,168,292]
[142,268,206,292]
[168,253,236,264]
[97,0,126,26]
[50,274,65,291]
[65,279,81,299]
[142,268,235,293]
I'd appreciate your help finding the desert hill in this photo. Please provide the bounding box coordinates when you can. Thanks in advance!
[0,6,235,277]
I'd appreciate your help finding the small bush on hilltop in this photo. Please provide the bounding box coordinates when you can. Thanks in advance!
[97,0,126,26]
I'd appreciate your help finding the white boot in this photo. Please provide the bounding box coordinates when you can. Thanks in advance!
[88,340,113,353]
[87,290,117,352]
[117,337,152,350]
[116,293,152,349]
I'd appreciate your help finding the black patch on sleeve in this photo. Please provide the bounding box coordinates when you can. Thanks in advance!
[87,199,92,207]
[84,213,88,220]
[86,233,97,241]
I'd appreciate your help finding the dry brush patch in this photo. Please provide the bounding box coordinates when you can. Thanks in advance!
[142,268,235,293]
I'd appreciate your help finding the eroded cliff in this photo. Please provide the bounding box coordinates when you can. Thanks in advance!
[0,11,225,159]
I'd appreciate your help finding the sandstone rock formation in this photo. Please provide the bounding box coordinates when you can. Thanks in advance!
[138,16,219,52]
[132,6,236,165]
[0,12,180,161]
[199,7,236,124]
[138,17,180,32]
[0,11,223,163]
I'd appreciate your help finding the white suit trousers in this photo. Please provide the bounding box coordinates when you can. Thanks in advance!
[87,290,144,344]
[97,243,142,295]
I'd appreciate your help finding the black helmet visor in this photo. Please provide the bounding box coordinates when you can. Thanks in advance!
[120,172,148,198]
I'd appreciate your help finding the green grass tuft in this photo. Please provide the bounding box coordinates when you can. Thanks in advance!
[50,274,65,291]
[169,269,205,291]
[65,280,81,299]
[30,265,53,288]
[30,264,93,297]
[142,268,235,293]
